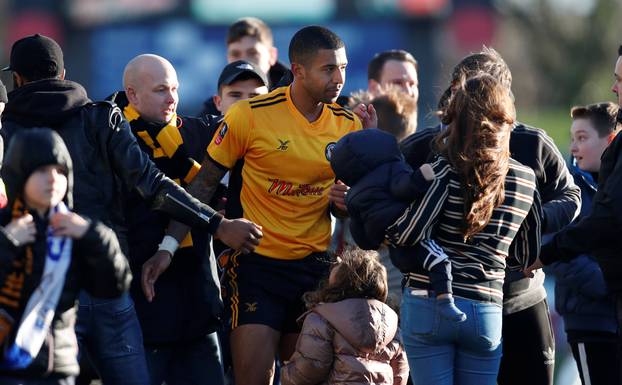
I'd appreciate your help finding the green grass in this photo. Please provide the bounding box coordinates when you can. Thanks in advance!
[518,109,572,158]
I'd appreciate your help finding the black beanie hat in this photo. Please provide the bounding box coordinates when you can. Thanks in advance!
[2,128,73,209]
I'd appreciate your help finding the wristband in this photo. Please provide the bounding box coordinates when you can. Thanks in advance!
[158,235,179,257]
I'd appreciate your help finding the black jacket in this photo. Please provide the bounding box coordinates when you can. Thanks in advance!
[546,164,617,332]
[1,79,223,250]
[540,131,622,294]
[109,91,223,344]
[0,129,131,379]
[401,123,580,304]
[330,129,430,250]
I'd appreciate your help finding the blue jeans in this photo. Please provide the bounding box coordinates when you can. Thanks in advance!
[145,333,224,385]
[401,289,503,385]
[76,291,149,385]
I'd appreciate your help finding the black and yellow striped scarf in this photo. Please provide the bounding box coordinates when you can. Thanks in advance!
[124,104,200,248]
[0,199,33,345]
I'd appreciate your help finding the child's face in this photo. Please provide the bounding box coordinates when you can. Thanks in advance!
[24,165,67,214]
[570,118,610,173]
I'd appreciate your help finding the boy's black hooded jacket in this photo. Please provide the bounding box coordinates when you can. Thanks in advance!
[0,129,131,379]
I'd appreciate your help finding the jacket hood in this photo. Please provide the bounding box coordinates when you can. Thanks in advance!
[3,79,90,127]
[107,90,129,110]
[330,129,404,187]
[2,128,73,210]
[313,298,398,353]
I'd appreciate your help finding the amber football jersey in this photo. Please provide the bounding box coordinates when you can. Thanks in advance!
[207,86,361,260]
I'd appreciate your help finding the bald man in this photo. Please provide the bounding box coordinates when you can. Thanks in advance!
[108,54,238,385]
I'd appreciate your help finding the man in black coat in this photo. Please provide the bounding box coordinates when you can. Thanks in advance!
[110,54,227,385]
[533,46,622,381]
[1,34,262,385]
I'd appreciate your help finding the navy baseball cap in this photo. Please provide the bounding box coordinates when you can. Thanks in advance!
[217,60,268,90]
[2,34,64,79]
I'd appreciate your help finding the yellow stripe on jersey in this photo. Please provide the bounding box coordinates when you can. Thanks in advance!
[208,86,362,260]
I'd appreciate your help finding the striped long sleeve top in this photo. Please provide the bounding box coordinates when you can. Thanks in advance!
[386,155,536,305]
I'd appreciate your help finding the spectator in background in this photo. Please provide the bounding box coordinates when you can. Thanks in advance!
[108,54,227,385]
[0,33,261,385]
[368,49,419,102]
[214,60,269,115]
[200,17,288,116]
[211,58,270,384]
[211,59,269,248]
[545,102,620,385]
[226,17,288,88]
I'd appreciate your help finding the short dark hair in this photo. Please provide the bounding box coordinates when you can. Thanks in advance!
[227,17,273,46]
[618,45,622,56]
[288,26,344,65]
[368,50,418,81]
[571,102,620,138]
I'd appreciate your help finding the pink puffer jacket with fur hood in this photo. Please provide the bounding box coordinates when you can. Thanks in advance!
[281,298,408,385]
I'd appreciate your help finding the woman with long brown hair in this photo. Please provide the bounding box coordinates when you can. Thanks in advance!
[389,73,536,385]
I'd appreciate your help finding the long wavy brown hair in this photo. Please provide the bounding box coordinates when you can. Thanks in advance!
[303,248,388,308]
[434,73,516,242]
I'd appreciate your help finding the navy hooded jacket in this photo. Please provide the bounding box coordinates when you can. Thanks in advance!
[330,129,431,250]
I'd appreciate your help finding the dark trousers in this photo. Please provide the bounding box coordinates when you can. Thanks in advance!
[617,297,622,385]
[567,330,619,385]
[497,299,555,385]
[145,332,224,385]
[75,291,149,385]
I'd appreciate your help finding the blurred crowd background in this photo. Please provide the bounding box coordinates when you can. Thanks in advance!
[1,1,621,384]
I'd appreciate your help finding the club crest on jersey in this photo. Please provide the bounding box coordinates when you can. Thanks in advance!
[277,139,290,151]
[325,142,336,161]
[214,123,228,145]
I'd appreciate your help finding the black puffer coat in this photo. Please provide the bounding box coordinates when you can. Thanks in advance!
[330,129,430,250]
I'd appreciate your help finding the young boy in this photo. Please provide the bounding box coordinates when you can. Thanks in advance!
[548,102,620,385]
[0,129,130,384]
[214,60,269,116]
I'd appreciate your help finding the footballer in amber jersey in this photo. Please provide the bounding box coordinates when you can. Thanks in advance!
[208,85,361,260]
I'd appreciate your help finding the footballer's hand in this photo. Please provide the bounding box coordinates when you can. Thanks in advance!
[216,218,263,254]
